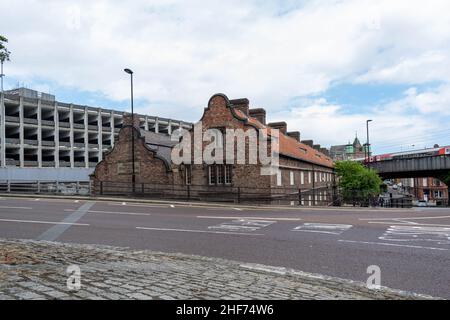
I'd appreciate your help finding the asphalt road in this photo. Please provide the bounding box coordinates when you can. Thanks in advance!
[0,196,449,299]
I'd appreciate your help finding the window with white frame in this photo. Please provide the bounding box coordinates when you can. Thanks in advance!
[308,172,312,184]
[225,165,232,184]
[217,165,224,184]
[209,164,232,185]
[208,165,217,185]
[422,178,428,187]
[301,172,305,185]
[277,169,282,186]
[290,171,294,185]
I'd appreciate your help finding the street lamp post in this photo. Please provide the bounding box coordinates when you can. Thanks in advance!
[366,119,373,162]
[124,68,135,193]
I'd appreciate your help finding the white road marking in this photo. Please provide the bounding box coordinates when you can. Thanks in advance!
[379,225,450,245]
[197,216,301,221]
[74,200,79,203]
[36,201,95,241]
[136,227,263,236]
[121,202,127,205]
[234,208,243,211]
[64,209,151,216]
[339,240,449,251]
[170,205,175,208]
[208,219,276,232]
[34,198,40,201]
[0,206,33,210]
[368,221,450,227]
[360,215,450,222]
[292,223,353,235]
[0,218,89,226]
[109,203,168,208]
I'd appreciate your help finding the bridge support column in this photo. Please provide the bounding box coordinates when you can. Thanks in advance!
[448,186,450,207]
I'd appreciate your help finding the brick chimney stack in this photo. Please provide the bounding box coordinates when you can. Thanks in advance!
[302,140,314,147]
[249,108,266,125]
[287,131,301,142]
[230,98,250,116]
[268,122,287,135]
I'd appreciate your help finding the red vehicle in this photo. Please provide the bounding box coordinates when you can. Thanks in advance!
[369,146,450,162]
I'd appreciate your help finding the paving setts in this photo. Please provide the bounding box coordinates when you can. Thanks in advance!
[0,238,436,300]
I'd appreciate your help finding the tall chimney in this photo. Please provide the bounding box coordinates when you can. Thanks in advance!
[230,98,249,116]
[287,131,301,142]
[249,108,266,125]
[302,140,314,147]
[268,122,287,135]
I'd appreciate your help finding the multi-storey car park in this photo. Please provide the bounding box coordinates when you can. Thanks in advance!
[0,88,192,181]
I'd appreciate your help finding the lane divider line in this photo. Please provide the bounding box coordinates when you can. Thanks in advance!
[338,240,448,251]
[197,216,301,221]
[64,209,151,216]
[0,218,89,226]
[136,226,264,236]
[0,206,33,210]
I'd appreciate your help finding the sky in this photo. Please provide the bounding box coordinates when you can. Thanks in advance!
[1,0,450,154]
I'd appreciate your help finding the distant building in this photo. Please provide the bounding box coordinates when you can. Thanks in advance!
[330,136,368,161]
[401,177,448,206]
[0,88,192,181]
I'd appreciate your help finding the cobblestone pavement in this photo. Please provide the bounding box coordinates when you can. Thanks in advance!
[0,238,437,300]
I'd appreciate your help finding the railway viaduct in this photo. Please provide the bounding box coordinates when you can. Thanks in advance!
[367,155,450,180]
[367,155,450,205]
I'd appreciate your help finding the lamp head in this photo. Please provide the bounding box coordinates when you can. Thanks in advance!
[124,68,133,75]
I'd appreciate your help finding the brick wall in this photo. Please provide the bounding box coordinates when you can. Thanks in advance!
[91,125,173,193]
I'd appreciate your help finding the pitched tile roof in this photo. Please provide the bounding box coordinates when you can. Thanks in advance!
[233,109,334,168]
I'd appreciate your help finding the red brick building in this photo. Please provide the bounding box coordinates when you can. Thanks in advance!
[402,177,448,206]
[91,93,335,204]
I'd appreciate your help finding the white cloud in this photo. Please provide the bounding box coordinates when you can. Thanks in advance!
[1,0,450,148]
[386,85,450,115]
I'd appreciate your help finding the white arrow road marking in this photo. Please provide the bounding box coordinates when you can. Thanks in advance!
[380,225,450,245]
[208,219,276,232]
[292,223,353,235]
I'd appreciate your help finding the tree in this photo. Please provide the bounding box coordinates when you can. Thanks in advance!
[335,160,383,204]
[0,35,11,92]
